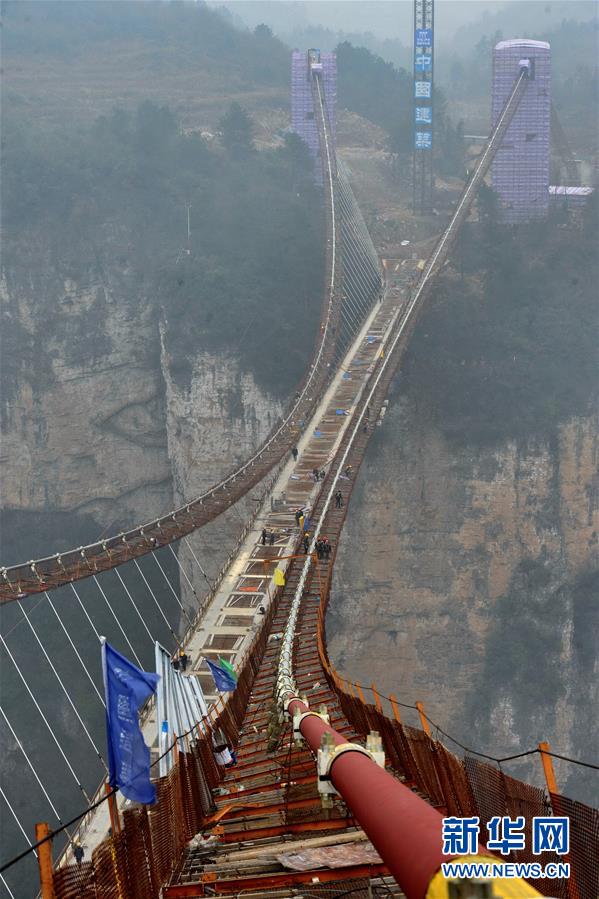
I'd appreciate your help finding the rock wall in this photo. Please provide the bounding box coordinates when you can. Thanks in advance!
[160,326,284,611]
[0,262,173,560]
[329,386,598,799]
[0,269,282,575]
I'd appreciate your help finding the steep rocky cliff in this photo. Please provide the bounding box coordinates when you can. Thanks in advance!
[329,386,598,799]
[0,263,283,574]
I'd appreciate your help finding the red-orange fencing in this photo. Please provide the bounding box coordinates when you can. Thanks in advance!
[322,665,598,898]
[311,534,598,898]
[51,592,279,899]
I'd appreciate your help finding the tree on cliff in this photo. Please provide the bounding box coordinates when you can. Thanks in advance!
[219,102,255,158]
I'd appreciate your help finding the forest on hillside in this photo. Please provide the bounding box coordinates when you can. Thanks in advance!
[402,192,599,447]
[1,100,324,403]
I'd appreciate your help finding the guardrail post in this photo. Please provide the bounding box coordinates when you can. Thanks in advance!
[538,741,581,899]
[538,741,558,794]
[371,682,382,714]
[35,823,55,899]
[105,782,121,834]
[415,700,431,737]
[389,693,402,724]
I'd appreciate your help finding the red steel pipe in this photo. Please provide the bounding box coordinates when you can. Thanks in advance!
[287,697,464,899]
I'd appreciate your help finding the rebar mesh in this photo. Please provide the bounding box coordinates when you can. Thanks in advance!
[53,860,97,898]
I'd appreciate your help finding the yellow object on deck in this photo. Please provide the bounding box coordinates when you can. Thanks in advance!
[273,568,286,587]
[426,855,542,898]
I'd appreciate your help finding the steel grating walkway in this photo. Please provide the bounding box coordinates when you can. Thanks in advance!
[164,267,420,898]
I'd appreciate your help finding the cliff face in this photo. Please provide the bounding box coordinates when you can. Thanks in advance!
[161,333,283,611]
[0,266,282,569]
[329,387,598,798]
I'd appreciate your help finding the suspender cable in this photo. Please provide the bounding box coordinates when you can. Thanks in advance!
[15,602,108,772]
[112,568,154,645]
[1,872,16,899]
[341,222,379,299]
[92,575,143,667]
[338,172,380,274]
[0,634,90,801]
[133,559,180,649]
[338,197,379,287]
[182,536,214,590]
[150,552,193,628]
[0,783,36,857]
[167,544,201,608]
[45,592,105,708]
[70,582,101,640]
[0,705,63,824]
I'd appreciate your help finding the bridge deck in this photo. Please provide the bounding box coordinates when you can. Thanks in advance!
[160,267,420,896]
[183,273,409,709]
[72,260,415,862]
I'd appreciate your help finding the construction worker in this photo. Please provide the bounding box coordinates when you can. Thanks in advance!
[292,446,298,461]
[269,530,276,546]
[179,648,188,672]
[295,508,302,526]
[323,538,332,560]
[303,532,310,553]
[335,490,343,508]
[261,528,267,546]
[73,841,84,867]
[344,464,353,478]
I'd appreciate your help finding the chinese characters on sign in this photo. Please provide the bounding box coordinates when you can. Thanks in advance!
[415,81,432,99]
[415,54,432,72]
[415,28,433,47]
[442,816,480,854]
[442,816,570,856]
[415,107,432,124]
[415,131,433,150]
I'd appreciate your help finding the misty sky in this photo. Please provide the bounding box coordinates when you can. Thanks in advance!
[213,1,597,45]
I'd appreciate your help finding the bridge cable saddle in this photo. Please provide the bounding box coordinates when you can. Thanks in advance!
[317,731,385,807]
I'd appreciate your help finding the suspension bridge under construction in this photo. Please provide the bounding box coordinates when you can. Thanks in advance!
[0,42,597,899]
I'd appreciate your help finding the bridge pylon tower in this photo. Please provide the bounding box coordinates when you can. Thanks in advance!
[412,0,435,214]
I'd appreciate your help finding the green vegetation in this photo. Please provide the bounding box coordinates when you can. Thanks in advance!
[336,41,465,177]
[474,560,566,730]
[2,100,324,396]
[1,0,289,86]
[468,562,599,803]
[336,41,412,156]
[401,193,599,446]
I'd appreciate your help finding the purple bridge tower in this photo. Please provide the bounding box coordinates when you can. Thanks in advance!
[491,39,551,223]
[291,49,337,179]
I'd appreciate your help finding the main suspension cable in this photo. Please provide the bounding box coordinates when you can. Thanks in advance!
[133,558,180,649]
[45,591,105,707]
[0,705,64,823]
[0,634,90,801]
[92,575,143,667]
[112,568,155,645]
[16,602,108,772]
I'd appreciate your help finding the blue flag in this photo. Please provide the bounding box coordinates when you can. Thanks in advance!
[205,659,237,693]
[102,640,160,805]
